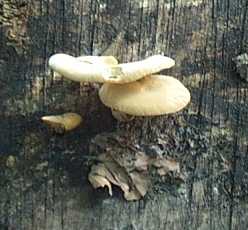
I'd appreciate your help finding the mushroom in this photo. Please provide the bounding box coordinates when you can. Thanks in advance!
[99,75,190,120]
[49,54,122,83]
[41,112,82,133]
[52,55,118,79]
[48,54,175,84]
[108,55,175,84]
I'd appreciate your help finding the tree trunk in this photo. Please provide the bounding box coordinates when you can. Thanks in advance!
[1,0,248,230]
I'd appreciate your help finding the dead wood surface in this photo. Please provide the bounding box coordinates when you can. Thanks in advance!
[1,0,248,229]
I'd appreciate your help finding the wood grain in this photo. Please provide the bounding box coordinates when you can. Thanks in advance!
[1,0,248,229]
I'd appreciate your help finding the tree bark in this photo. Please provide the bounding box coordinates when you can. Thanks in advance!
[1,0,248,230]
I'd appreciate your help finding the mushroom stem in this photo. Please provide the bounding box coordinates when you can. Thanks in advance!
[111,109,134,122]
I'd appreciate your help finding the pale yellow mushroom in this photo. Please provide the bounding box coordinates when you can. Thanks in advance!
[49,54,175,84]
[107,55,175,84]
[52,55,118,79]
[99,75,190,119]
[41,112,82,133]
[49,54,122,83]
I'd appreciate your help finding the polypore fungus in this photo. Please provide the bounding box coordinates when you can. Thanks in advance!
[99,75,190,120]
[41,112,82,133]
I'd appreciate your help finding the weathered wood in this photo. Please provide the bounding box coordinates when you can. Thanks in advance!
[1,0,248,229]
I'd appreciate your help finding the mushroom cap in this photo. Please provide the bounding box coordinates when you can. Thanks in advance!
[109,55,175,84]
[49,54,122,83]
[41,112,82,132]
[99,75,190,116]
[49,54,175,84]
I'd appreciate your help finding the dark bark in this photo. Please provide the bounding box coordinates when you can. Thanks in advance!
[1,0,248,229]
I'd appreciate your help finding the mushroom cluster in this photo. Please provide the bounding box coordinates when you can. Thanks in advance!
[46,53,190,123]
[43,53,191,200]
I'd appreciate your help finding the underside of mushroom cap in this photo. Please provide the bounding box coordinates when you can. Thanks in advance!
[99,75,190,116]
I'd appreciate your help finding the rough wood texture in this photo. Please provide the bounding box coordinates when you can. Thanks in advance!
[1,0,248,229]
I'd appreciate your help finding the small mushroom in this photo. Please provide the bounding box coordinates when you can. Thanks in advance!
[49,54,122,83]
[99,75,190,120]
[41,112,82,133]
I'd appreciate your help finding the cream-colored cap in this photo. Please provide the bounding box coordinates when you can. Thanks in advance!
[108,55,175,84]
[49,54,122,83]
[41,112,82,132]
[49,54,175,84]
[99,75,190,116]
